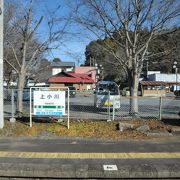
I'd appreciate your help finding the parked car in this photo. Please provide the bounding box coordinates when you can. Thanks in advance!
[13,88,33,101]
[66,86,76,98]
[22,88,32,101]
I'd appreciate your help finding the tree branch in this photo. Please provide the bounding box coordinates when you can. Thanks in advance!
[6,40,21,69]
[4,58,19,74]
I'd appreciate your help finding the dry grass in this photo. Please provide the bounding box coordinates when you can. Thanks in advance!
[0,118,174,140]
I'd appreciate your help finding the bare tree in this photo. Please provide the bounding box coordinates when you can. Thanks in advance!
[4,0,71,115]
[72,0,180,114]
[4,0,20,87]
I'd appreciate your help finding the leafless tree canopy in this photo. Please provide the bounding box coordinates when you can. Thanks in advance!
[74,0,179,71]
[4,0,72,114]
[71,0,180,113]
[4,0,180,115]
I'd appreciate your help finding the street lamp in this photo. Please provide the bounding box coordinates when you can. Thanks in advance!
[173,61,178,91]
[95,64,104,82]
[144,51,151,80]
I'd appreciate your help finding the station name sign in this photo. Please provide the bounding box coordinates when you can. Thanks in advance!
[33,91,65,116]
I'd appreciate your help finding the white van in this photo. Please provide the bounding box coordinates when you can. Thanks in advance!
[94,81,120,109]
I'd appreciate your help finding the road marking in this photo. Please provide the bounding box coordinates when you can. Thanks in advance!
[0,152,180,159]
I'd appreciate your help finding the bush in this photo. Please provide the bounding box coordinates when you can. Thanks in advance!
[174,90,180,96]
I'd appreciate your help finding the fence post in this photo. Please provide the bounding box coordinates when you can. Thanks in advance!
[112,96,115,121]
[159,96,162,120]
[107,91,111,121]
[10,89,16,123]
[30,87,32,127]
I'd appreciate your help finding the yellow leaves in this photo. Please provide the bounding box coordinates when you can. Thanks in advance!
[1,119,171,140]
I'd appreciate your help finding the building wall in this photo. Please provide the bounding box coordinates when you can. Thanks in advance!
[49,83,65,87]
[49,83,93,91]
[75,66,96,89]
[66,67,74,72]
[75,67,96,81]
[52,68,62,75]
[147,71,160,75]
[52,67,75,75]
[147,73,180,91]
[73,83,92,91]
[143,89,166,97]
[148,73,180,82]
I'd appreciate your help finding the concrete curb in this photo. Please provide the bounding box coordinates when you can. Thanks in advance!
[0,135,179,142]
[0,163,180,179]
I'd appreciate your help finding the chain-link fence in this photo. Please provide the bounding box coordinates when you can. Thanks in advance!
[3,88,180,121]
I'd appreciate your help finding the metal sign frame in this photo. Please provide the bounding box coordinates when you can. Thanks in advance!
[30,87,70,129]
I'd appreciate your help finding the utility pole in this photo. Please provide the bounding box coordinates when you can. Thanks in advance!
[173,61,178,91]
[0,0,4,128]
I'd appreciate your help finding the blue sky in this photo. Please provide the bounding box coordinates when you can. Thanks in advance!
[23,0,180,65]
[30,0,94,65]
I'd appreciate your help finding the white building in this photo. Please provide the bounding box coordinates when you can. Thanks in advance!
[51,61,75,75]
[148,73,180,90]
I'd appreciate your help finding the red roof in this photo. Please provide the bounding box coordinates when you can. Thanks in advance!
[48,72,94,83]
[75,66,96,81]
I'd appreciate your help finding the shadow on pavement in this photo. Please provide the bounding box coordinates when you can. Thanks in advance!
[16,117,58,125]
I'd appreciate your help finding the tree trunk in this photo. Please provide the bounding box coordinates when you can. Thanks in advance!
[17,73,26,116]
[128,70,139,116]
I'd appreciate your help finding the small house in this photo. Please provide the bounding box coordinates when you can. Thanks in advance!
[140,71,180,96]
[48,71,95,91]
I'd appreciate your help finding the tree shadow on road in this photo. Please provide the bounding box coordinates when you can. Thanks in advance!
[162,118,180,126]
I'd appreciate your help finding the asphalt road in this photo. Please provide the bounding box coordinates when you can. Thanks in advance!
[4,93,180,120]
[71,94,180,119]
[0,137,180,179]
